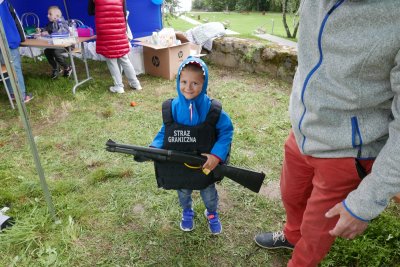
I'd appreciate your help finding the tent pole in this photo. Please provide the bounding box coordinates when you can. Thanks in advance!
[63,0,70,21]
[0,18,57,222]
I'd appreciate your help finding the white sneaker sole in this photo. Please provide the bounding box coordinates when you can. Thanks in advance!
[131,86,142,91]
[129,82,142,90]
[253,236,294,250]
[109,87,125,94]
[180,222,195,232]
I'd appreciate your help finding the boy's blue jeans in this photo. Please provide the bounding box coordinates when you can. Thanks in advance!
[177,183,219,213]
[0,48,26,96]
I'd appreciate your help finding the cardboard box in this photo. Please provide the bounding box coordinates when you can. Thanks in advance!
[134,35,192,80]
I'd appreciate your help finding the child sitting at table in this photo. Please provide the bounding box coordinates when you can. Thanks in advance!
[37,5,72,79]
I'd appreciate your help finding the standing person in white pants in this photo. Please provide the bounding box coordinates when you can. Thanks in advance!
[88,0,142,93]
[105,54,141,93]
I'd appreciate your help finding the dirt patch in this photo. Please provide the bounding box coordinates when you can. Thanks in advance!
[217,186,232,212]
[259,179,281,201]
[132,203,145,214]
[33,100,73,135]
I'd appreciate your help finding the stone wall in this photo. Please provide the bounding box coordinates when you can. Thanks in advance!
[204,37,297,82]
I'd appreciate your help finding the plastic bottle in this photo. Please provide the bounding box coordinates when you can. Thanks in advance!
[70,20,79,48]
[151,31,159,45]
[56,19,63,34]
[55,18,69,35]
[71,20,78,37]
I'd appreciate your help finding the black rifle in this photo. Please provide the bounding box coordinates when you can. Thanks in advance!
[105,139,265,193]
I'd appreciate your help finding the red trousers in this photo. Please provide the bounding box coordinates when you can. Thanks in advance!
[281,132,373,267]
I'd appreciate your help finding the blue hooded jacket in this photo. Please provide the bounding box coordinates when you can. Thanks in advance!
[151,57,233,161]
[0,0,21,49]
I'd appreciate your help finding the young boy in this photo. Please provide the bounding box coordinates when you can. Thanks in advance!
[38,6,72,79]
[150,56,234,235]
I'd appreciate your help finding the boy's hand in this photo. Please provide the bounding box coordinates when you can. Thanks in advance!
[201,153,220,174]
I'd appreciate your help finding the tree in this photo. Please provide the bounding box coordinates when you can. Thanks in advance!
[270,0,299,38]
[205,0,227,11]
[235,0,266,12]
[282,0,299,38]
[162,0,180,26]
[193,0,206,10]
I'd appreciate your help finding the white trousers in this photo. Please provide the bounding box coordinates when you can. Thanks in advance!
[105,54,139,88]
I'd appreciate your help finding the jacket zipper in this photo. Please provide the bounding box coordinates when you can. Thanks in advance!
[189,102,193,123]
[351,116,363,151]
[298,0,346,152]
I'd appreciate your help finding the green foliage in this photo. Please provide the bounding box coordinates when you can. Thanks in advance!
[204,0,227,11]
[192,0,205,10]
[192,0,297,12]
[88,168,133,185]
[323,206,400,266]
[170,12,298,40]
[235,0,268,12]
[162,0,180,29]
[0,189,15,207]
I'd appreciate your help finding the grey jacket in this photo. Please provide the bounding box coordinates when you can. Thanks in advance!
[290,0,400,220]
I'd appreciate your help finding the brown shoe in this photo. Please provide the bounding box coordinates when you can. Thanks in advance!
[24,93,34,103]
[63,66,72,77]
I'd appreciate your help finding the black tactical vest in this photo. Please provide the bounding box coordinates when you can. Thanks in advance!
[154,99,223,190]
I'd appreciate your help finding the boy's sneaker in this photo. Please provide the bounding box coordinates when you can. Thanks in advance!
[180,208,195,231]
[254,231,294,250]
[63,66,72,77]
[51,69,58,79]
[204,209,222,235]
[129,81,142,90]
[109,86,125,94]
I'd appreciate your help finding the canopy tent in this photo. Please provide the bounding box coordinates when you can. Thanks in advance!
[0,0,163,222]
[9,0,163,38]
[0,18,56,220]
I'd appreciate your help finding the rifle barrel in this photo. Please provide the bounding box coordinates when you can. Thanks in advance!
[105,139,265,193]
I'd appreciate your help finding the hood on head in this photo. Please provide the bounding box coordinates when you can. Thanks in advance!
[176,56,209,101]
[173,56,211,126]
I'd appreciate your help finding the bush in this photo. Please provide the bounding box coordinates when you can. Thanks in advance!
[323,210,400,266]
[193,0,205,10]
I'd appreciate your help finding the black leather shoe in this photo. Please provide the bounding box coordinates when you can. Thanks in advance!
[254,231,294,250]
[63,66,72,77]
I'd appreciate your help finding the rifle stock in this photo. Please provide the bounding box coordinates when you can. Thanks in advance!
[106,139,265,193]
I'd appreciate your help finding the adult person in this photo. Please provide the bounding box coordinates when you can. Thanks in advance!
[0,0,32,103]
[254,1,400,266]
[88,0,142,94]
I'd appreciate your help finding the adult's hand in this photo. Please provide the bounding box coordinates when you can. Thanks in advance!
[325,202,368,239]
[393,193,400,203]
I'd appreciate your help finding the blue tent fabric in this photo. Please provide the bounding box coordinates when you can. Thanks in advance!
[9,0,162,38]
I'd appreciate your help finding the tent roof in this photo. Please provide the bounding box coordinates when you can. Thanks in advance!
[9,0,162,38]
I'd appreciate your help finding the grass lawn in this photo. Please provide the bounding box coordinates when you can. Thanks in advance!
[0,57,399,266]
[165,11,298,41]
